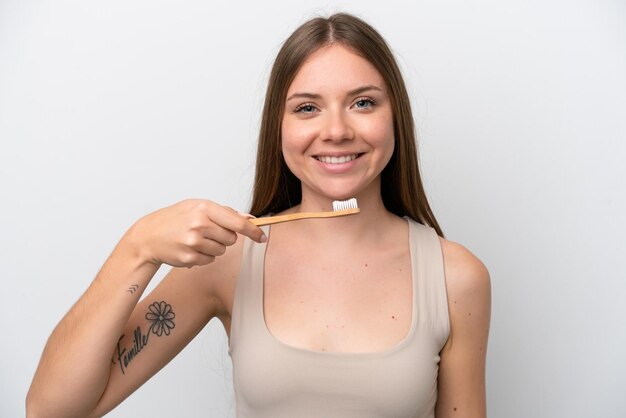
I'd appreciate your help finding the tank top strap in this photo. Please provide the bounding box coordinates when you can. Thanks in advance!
[228,225,270,356]
[407,218,450,346]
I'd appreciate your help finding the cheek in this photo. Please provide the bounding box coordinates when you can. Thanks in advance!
[364,114,395,159]
[381,110,396,157]
[380,134,395,170]
[281,118,315,158]
[280,118,312,172]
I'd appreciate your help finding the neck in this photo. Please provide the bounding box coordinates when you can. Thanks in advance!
[284,186,400,245]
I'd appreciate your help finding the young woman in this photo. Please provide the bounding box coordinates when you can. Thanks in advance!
[27,13,491,418]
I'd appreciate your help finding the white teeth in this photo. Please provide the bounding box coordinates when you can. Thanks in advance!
[316,154,358,164]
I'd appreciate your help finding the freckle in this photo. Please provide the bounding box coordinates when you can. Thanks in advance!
[300,300,304,303]
[365,263,368,267]
[325,324,329,328]
[391,315,396,320]
[453,407,457,411]
[468,312,472,316]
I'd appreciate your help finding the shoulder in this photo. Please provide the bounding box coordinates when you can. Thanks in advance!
[438,236,491,304]
[439,237,491,354]
[435,236,491,417]
[437,236,491,346]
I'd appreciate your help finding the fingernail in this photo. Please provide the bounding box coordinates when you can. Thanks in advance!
[239,212,257,219]
[260,234,268,243]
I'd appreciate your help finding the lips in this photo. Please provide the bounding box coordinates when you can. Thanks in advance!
[314,153,361,164]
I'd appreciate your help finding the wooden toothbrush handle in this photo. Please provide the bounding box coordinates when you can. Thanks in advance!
[250,209,359,226]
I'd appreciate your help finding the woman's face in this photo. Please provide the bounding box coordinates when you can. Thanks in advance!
[281,44,395,205]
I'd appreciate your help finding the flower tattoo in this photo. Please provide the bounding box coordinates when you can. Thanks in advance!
[145,301,176,337]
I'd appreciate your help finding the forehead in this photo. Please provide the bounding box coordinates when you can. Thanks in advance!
[286,44,385,95]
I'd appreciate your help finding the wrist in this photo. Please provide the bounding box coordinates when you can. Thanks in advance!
[119,218,161,268]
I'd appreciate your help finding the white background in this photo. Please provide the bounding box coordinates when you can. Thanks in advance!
[1,0,625,417]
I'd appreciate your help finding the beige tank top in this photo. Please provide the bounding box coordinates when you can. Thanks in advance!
[228,218,450,418]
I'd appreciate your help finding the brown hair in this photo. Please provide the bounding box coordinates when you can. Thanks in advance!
[249,12,444,237]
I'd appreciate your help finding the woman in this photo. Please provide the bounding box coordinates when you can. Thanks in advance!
[27,13,490,418]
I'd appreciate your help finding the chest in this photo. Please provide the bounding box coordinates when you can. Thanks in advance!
[228,221,448,417]
[263,240,413,353]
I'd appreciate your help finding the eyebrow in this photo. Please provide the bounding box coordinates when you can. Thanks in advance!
[286,84,383,102]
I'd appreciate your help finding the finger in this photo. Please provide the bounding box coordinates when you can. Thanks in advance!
[238,212,257,219]
[174,245,216,267]
[222,206,256,220]
[194,238,228,258]
[207,204,267,243]
[181,252,215,267]
[196,254,216,265]
[198,223,238,247]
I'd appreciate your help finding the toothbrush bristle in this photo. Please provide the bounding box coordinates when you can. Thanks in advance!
[332,198,358,212]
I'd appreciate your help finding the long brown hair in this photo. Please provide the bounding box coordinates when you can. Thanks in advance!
[249,13,444,237]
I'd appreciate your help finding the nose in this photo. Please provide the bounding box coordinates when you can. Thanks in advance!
[321,109,354,143]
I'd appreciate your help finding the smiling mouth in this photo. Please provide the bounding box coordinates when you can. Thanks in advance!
[314,153,362,164]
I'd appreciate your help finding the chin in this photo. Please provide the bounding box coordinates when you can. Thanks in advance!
[328,193,357,203]
[304,177,379,203]
[315,185,365,202]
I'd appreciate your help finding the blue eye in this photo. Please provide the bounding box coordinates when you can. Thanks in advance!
[354,97,376,109]
[295,103,317,113]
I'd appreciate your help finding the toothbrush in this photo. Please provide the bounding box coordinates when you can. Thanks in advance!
[249,198,360,226]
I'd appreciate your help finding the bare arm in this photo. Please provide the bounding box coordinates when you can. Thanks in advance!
[26,199,265,418]
[26,230,160,418]
[435,238,492,418]
[90,234,246,417]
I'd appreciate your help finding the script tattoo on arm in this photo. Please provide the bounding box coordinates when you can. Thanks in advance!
[112,301,176,375]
